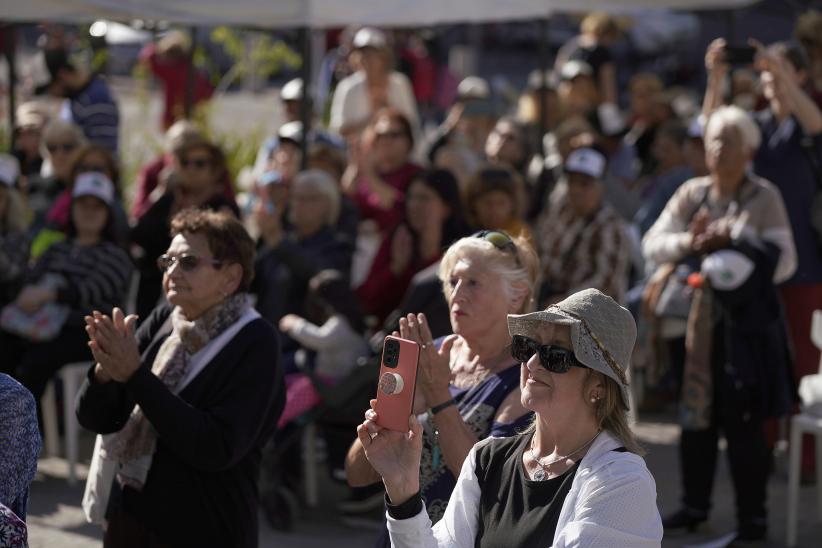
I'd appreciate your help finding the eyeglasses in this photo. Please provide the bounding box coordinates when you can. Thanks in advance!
[180,158,211,170]
[47,142,78,154]
[375,130,406,141]
[472,230,522,267]
[156,254,222,273]
[78,163,109,174]
[510,335,587,373]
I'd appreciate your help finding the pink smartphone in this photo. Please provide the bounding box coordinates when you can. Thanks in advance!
[374,335,420,432]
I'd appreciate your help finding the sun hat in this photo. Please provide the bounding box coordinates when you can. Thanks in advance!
[72,172,115,206]
[508,288,635,408]
[564,147,607,180]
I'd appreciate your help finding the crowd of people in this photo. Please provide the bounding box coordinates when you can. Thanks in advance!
[2,10,822,547]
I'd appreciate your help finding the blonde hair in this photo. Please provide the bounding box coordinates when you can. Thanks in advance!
[522,370,644,456]
[438,234,539,314]
[581,12,620,40]
[40,120,86,158]
[584,371,644,455]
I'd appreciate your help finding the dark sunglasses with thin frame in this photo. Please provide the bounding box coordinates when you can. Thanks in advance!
[510,334,587,373]
[472,230,522,267]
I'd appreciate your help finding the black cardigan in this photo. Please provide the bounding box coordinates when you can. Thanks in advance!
[76,304,285,548]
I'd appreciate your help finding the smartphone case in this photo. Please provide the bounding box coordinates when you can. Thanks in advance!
[374,336,420,432]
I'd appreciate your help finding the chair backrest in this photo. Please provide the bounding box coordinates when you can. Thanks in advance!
[812,310,822,374]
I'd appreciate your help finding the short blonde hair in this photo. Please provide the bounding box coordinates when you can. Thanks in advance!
[581,12,620,40]
[40,120,86,158]
[705,105,762,152]
[438,233,540,314]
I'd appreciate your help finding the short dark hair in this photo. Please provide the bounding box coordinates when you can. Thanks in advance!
[170,209,256,293]
[770,41,810,72]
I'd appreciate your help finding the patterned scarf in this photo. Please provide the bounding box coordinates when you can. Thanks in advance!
[101,294,250,490]
[679,285,714,430]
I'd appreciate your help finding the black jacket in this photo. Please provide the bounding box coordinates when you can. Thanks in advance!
[76,304,284,548]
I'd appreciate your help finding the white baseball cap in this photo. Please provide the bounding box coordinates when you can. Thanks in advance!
[565,147,606,179]
[701,249,755,291]
[352,27,387,50]
[72,172,115,206]
[457,76,490,100]
[280,78,303,102]
[0,154,20,187]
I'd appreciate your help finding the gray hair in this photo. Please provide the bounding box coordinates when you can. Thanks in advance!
[40,120,86,158]
[705,105,761,152]
[438,235,539,314]
[292,169,341,226]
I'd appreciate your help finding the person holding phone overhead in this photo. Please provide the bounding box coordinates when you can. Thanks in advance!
[345,231,539,547]
[358,289,663,547]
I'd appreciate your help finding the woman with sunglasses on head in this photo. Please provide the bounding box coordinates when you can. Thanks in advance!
[77,209,285,548]
[131,135,239,320]
[346,230,538,547]
[358,288,663,547]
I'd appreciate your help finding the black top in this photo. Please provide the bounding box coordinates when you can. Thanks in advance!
[474,434,580,548]
[76,303,285,548]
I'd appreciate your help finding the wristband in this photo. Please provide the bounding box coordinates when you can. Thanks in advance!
[430,397,457,415]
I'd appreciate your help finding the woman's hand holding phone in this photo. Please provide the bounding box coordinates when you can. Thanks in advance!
[358,399,423,505]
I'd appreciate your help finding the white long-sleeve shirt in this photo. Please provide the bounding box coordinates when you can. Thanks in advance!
[286,315,369,381]
[642,175,797,284]
[329,71,420,137]
[386,432,663,547]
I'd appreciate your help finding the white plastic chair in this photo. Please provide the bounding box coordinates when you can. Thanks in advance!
[40,361,94,485]
[786,310,822,546]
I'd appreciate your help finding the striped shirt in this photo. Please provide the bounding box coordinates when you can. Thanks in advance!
[536,196,630,305]
[60,76,119,152]
[26,240,133,318]
[0,230,30,284]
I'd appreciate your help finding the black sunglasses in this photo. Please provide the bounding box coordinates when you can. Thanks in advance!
[472,230,521,267]
[510,335,587,373]
[157,254,222,273]
[47,142,77,154]
[180,158,211,170]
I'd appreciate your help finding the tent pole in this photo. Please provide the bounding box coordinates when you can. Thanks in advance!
[5,25,17,151]
[185,25,196,119]
[298,26,312,170]
[537,17,550,155]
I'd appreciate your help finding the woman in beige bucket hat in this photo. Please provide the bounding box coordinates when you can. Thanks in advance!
[358,288,663,547]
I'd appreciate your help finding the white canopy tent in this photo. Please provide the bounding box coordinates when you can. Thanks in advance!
[1,0,759,153]
[1,0,757,27]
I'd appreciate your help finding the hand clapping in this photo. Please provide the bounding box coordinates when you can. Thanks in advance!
[85,307,141,383]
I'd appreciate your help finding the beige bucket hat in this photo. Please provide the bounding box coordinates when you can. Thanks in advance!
[508,288,636,408]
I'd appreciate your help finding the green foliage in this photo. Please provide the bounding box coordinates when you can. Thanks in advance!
[191,101,265,183]
[210,27,302,83]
